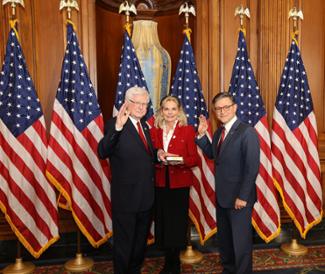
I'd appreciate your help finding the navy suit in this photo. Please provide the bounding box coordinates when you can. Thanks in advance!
[196,119,259,274]
[98,117,155,274]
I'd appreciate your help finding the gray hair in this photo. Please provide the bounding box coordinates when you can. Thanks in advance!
[125,86,150,103]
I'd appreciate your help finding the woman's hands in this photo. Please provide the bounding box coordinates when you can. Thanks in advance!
[157,149,183,165]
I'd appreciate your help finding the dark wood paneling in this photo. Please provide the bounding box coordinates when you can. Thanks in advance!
[156,14,188,81]
[96,4,187,120]
[96,6,124,120]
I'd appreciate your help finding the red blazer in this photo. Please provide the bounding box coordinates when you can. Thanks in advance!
[150,123,199,189]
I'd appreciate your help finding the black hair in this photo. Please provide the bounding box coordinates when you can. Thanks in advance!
[212,92,235,105]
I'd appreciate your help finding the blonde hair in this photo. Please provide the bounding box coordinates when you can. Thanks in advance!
[154,96,187,128]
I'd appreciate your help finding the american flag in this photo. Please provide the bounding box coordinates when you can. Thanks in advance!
[0,27,59,258]
[271,39,323,238]
[46,23,112,247]
[228,30,280,242]
[170,35,216,243]
[113,31,153,119]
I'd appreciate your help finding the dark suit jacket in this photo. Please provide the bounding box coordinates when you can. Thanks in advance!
[98,117,155,212]
[196,119,260,208]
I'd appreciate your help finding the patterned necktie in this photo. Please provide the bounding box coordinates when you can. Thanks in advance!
[137,121,149,153]
[216,126,225,155]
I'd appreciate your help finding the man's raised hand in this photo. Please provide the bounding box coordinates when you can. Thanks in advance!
[116,103,129,129]
[198,115,208,136]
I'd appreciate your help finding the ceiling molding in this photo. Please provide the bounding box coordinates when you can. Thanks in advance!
[96,0,196,16]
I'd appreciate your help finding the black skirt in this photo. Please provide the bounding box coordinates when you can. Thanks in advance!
[154,167,190,248]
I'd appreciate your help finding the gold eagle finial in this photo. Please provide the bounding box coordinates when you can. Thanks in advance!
[59,0,79,19]
[2,0,24,16]
[234,5,250,28]
[119,1,137,16]
[179,2,196,28]
[288,7,303,20]
[288,7,303,32]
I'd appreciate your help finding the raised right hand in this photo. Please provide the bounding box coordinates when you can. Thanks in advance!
[198,115,208,136]
[116,103,129,129]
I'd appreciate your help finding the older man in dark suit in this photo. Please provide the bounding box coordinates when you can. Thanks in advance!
[98,86,162,274]
[196,92,260,274]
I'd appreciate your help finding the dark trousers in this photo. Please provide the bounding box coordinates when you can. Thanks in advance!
[217,204,253,274]
[112,209,152,274]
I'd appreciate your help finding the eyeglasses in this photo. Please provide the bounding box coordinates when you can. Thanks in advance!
[214,103,235,113]
[128,99,148,108]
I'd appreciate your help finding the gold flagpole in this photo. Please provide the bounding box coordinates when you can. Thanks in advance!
[64,230,94,272]
[59,1,94,270]
[1,1,35,273]
[2,241,35,274]
[178,2,202,264]
[280,7,307,256]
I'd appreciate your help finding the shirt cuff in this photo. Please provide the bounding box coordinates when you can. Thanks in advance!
[197,133,206,139]
[115,125,123,131]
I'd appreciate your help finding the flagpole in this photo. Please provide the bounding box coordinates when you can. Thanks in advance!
[280,7,307,257]
[178,2,203,264]
[59,1,94,271]
[64,230,94,272]
[2,241,35,274]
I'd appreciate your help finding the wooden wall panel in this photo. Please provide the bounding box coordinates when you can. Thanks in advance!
[156,14,186,80]
[96,6,124,120]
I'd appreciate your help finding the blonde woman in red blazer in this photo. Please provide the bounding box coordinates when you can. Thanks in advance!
[150,96,199,274]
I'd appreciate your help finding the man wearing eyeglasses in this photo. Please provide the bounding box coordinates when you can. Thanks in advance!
[98,86,160,274]
[196,92,260,274]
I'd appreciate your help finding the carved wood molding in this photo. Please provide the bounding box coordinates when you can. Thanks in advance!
[96,0,196,16]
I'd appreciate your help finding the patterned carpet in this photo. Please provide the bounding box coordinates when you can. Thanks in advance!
[28,245,325,273]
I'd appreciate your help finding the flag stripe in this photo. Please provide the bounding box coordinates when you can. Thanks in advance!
[272,115,321,223]
[229,31,281,242]
[46,153,105,241]
[0,27,59,258]
[272,114,320,216]
[0,129,58,230]
[271,40,322,237]
[0,185,42,250]
[51,107,111,223]
[0,153,52,247]
[47,122,109,233]
[46,23,111,247]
